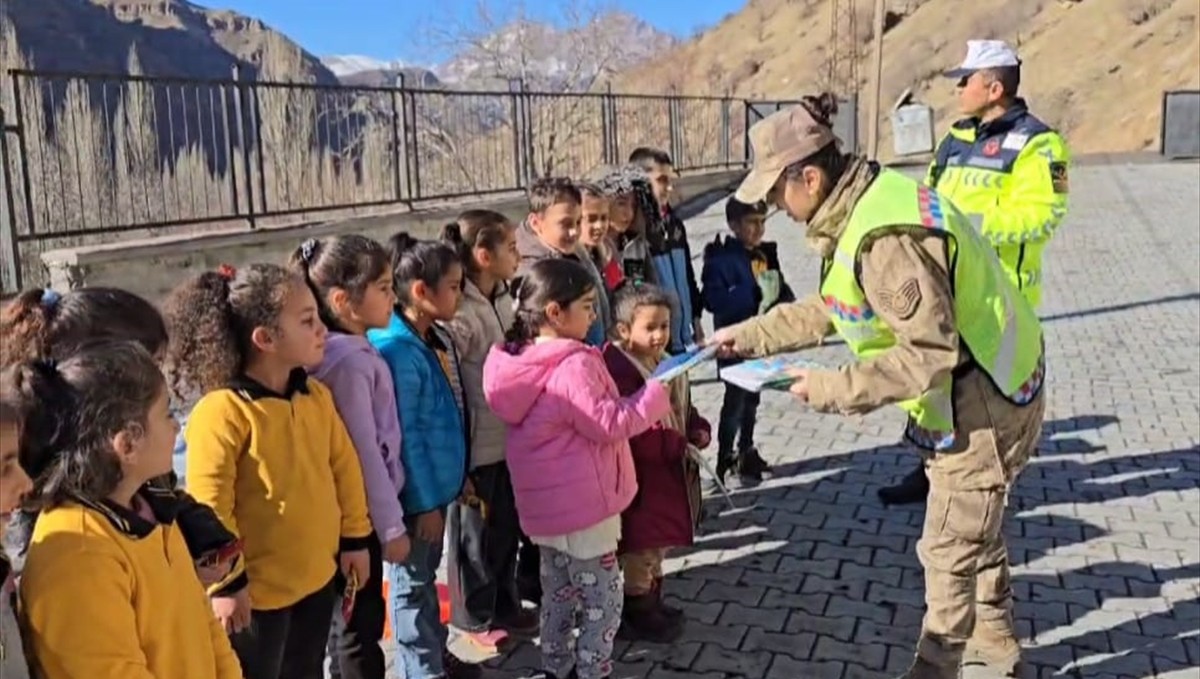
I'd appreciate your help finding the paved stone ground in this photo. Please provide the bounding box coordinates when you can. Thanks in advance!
[400,162,1200,679]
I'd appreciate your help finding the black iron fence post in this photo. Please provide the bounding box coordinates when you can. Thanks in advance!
[404,83,421,201]
[219,80,241,218]
[389,73,406,203]
[743,101,752,166]
[250,78,268,217]
[0,103,21,292]
[8,73,36,242]
[522,81,536,184]
[601,83,616,166]
[507,78,527,189]
[230,65,257,229]
[720,96,731,167]
[667,92,682,167]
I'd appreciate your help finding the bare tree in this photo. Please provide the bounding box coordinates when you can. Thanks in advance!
[420,0,645,178]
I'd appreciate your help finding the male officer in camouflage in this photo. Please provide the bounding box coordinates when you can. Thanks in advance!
[879,39,1070,507]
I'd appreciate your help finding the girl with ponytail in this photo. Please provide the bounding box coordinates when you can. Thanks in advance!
[438,211,538,650]
[481,258,672,679]
[0,286,236,587]
[10,340,242,679]
[366,232,474,679]
[288,235,405,679]
[163,264,372,679]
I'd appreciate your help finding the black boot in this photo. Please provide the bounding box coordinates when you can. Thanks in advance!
[652,576,683,621]
[617,593,684,643]
[738,447,770,483]
[877,463,930,506]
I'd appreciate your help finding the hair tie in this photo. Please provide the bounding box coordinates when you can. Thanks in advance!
[40,288,61,310]
[31,357,59,382]
[300,238,319,263]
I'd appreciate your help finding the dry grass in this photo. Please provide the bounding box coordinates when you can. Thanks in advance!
[616,0,1200,157]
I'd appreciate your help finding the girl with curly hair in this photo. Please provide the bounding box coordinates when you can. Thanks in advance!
[163,264,373,679]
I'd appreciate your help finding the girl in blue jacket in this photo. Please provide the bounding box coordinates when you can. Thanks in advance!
[367,232,474,679]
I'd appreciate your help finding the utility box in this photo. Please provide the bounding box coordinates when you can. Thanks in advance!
[891,103,935,157]
[1161,90,1200,159]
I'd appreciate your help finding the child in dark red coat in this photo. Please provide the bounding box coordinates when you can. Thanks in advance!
[601,282,711,644]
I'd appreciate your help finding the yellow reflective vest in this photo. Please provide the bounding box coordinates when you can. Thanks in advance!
[925,100,1070,309]
[820,168,1046,450]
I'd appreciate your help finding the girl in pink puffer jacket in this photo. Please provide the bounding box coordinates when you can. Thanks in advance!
[482,258,670,679]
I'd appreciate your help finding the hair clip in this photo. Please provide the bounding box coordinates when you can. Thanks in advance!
[40,288,62,310]
[300,238,319,263]
[216,264,237,280]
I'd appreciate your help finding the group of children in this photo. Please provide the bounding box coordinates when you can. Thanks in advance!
[0,146,794,679]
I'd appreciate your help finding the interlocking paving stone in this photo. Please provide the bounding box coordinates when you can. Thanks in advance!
[368,162,1200,678]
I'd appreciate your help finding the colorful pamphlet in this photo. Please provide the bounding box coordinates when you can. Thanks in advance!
[650,344,719,383]
[719,356,827,393]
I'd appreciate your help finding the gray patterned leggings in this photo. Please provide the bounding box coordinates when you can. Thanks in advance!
[539,547,623,679]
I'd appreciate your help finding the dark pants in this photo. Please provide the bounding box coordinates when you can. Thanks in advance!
[448,462,523,632]
[517,534,542,603]
[230,578,337,679]
[717,382,761,459]
[327,535,386,679]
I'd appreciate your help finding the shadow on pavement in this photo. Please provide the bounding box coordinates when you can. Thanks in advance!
[487,413,1200,678]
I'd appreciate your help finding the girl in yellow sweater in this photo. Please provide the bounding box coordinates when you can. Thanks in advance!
[12,340,242,679]
[164,263,373,679]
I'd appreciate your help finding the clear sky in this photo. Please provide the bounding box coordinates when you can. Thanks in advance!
[220,0,746,63]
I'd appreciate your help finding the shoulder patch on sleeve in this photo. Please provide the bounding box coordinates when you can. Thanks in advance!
[875,278,922,320]
[1049,161,1069,194]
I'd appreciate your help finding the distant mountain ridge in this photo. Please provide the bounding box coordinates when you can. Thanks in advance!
[5,0,675,95]
[5,0,338,83]
[324,11,677,91]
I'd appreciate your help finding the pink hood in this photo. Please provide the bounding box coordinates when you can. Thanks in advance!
[483,339,591,426]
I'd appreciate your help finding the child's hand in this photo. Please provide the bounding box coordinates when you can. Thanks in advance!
[414,510,445,544]
[211,588,252,634]
[340,549,370,591]
[461,477,477,501]
[382,534,412,564]
[690,429,711,449]
[195,559,232,587]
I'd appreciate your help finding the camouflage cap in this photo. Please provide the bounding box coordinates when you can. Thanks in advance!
[591,163,649,197]
[734,105,838,204]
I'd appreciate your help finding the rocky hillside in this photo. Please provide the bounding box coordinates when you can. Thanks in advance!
[4,0,338,82]
[617,0,1200,155]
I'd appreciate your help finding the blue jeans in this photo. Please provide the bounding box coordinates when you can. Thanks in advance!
[388,513,447,679]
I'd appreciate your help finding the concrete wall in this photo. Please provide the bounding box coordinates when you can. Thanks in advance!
[40,169,745,301]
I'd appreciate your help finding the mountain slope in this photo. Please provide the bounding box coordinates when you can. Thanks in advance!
[4,0,337,83]
[618,0,1200,155]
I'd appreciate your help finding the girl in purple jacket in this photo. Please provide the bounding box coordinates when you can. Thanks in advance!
[290,235,408,679]
[482,259,671,679]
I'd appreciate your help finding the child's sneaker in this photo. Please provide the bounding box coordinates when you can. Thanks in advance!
[704,452,736,494]
[461,628,509,652]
